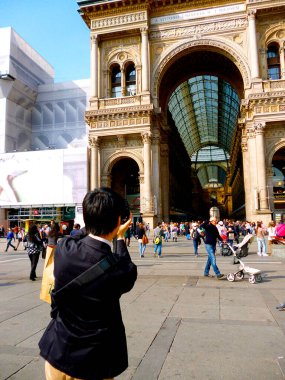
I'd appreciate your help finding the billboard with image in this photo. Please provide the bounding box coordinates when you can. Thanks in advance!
[0,148,87,206]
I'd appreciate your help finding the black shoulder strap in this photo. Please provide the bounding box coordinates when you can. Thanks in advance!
[54,254,119,298]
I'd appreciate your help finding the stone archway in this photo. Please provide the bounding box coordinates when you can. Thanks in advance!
[151,38,247,219]
[151,37,251,108]
[102,150,144,183]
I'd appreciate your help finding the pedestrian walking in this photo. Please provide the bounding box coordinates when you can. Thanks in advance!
[15,227,24,250]
[267,221,276,256]
[26,224,42,280]
[153,223,163,257]
[5,228,17,252]
[256,221,268,256]
[191,222,201,257]
[200,217,224,279]
[137,222,147,257]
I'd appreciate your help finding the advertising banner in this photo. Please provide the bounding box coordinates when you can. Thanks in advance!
[0,148,87,206]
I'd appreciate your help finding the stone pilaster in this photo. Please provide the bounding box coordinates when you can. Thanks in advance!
[90,35,99,98]
[141,27,150,93]
[246,124,259,215]
[141,132,153,213]
[254,121,269,210]
[152,129,161,219]
[247,10,260,79]
[160,143,169,222]
[280,44,285,79]
[88,136,100,190]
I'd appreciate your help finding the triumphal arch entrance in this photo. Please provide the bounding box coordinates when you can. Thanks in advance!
[78,0,285,228]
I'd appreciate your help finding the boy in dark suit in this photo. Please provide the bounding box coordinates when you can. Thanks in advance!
[39,188,137,380]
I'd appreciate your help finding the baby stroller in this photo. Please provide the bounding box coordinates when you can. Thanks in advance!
[223,234,254,264]
[227,259,262,284]
[221,242,232,256]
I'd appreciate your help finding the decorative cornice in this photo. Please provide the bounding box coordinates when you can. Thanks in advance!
[85,105,154,119]
[240,93,285,117]
[91,11,147,30]
[150,18,247,40]
[85,107,153,130]
[149,0,233,17]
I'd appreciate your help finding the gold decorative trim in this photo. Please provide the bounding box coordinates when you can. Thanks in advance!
[91,11,147,29]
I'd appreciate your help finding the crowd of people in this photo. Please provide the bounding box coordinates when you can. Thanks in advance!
[1,221,82,281]
[2,187,285,379]
[2,218,285,279]
[121,219,285,261]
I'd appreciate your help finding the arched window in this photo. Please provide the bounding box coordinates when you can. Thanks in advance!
[267,43,280,80]
[111,64,122,98]
[126,63,136,96]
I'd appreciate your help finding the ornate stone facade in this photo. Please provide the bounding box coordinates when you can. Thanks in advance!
[78,0,285,226]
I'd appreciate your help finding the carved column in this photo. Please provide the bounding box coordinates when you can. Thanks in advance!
[90,35,99,98]
[141,28,150,93]
[103,69,110,98]
[89,136,100,190]
[247,124,259,214]
[280,44,285,79]
[152,131,161,218]
[160,143,169,222]
[121,67,126,97]
[254,122,268,210]
[241,125,251,219]
[142,132,153,212]
[248,10,260,79]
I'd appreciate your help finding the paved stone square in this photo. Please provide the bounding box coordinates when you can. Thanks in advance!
[1,236,285,379]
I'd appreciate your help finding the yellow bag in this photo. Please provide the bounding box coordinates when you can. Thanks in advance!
[40,246,55,304]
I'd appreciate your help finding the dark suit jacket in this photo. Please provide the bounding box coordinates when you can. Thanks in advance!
[39,234,137,380]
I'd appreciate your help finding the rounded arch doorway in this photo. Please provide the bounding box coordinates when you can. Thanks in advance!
[156,47,245,220]
[111,158,141,220]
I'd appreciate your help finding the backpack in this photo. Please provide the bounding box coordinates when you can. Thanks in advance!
[155,236,161,245]
[193,229,200,240]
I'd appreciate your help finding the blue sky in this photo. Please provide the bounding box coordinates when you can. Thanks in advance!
[1,0,90,82]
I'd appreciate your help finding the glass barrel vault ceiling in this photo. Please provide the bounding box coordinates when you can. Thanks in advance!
[168,75,240,189]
